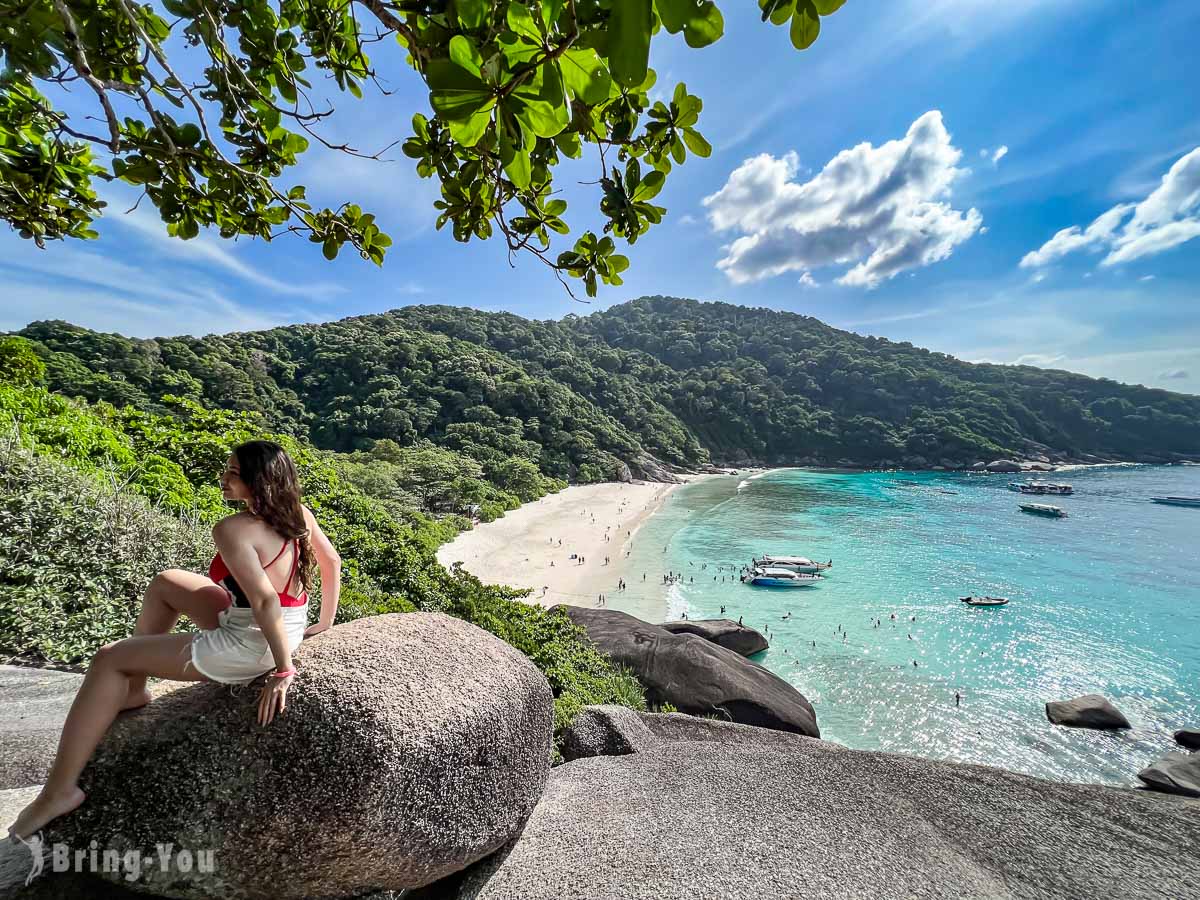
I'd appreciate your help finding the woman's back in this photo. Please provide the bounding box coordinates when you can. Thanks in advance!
[208,513,308,608]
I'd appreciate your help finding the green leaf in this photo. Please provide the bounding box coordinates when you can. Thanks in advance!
[509,63,569,137]
[560,48,611,105]
[449,36,484,77]
[759,0,795,25]
[450,107,495,146]
[427,58,496,140]
[610,0,652,88]
[506,3,544,44]
[500,128,532,189]
[812,0,845,13]
[790,2,821,49]
[681,127,711,157]
[454,0,487,29]
[655,0,724,48]
[633,169,665,200]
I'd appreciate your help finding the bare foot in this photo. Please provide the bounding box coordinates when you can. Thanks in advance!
[7,786,86,841]
[119,687,153,712]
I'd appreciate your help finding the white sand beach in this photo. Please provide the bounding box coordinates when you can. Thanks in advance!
[437,479,700,610]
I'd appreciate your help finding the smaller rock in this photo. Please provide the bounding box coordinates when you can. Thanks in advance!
[985,459,1022,473]
[1137,752,1200,798]
[1045,694,1131,730]
[559,706,659,762]
[1174,728,1200,750]
[660,619,768,656]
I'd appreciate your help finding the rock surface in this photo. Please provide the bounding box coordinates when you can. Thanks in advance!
[558,705,659,762]
[659,618,768,656]
[985,459,1022,473]
[0,666,84,790]
[29,613,553,900]
[1137,752,1200,798]
[554,606,818,737]
[1175,728,1200,750]
[452,740,1200,900]
[1045,694,1131,730]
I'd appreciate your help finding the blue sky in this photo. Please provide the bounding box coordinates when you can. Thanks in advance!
[2,0,1199,394]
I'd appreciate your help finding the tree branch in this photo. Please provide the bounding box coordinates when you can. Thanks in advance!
[52,0,121,152]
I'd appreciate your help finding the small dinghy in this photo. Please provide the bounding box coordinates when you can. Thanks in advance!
[960,596,1009,607]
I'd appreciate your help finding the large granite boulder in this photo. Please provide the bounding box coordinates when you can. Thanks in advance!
[660,619,768,656]
[985,459,1022,473]
[553,606,818,737]
[25,613,552,900]
[1175,728,1200,750]
[1138,752,1200,798]
[1045,694,1131,730]
[452,741,1200,900]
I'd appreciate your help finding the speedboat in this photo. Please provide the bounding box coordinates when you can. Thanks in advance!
[960,596,1009,607]
[1009,481,1073,495]
[743,567,823,587]
[1151,496,1200,507]
[751,555,832,574]
[1020,503,1067,518]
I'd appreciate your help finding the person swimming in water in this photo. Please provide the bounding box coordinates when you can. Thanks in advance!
[8,440,342,841]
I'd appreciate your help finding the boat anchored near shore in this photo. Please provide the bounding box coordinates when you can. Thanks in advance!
[1020,502,1068,518]
[751,555,832,574]
[961,596,1009,607]
[1008,481,1074,495]
[742,567,824,587]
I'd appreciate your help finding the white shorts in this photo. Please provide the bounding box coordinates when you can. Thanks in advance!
[188,604,309,685]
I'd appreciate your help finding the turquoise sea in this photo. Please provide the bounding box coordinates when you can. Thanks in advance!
[610,465,1200,786]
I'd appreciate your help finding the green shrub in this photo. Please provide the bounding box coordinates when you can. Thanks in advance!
[0,440,213,662]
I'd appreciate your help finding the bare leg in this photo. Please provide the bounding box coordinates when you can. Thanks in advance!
[8,633,207,841]
[124,571,226,710]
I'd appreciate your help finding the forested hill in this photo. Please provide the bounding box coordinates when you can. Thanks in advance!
[15,296,1200,479]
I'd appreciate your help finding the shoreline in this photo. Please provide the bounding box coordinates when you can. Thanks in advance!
[437,476,715,613]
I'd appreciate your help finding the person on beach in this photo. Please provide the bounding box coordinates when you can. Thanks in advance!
[8,440,341,841]
[955,691,961,707]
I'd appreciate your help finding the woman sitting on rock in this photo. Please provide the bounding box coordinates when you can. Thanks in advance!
[8,440,341,840]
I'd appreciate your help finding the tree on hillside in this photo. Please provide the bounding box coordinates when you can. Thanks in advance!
[0,0,845,296]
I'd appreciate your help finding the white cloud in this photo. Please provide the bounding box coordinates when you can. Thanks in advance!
[703,111,982,289]
[1159,368,1189,380]
[798,272,819,288]
[1140,274,1156,282]
[991,145,1009,165]
[1021,146,1200,270]
[1019,203,1133,268]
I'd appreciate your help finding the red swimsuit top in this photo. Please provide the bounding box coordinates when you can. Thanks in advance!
[209,538,308,608]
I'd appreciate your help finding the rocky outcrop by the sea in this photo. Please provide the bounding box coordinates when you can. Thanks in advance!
[1138,751,1200,798]
[445,709,1200,900]
[1175,728,1200,750]
[660,618,768,656]
[4,614,553,900]
[1045,694,1132,730]
[552,606,819,737]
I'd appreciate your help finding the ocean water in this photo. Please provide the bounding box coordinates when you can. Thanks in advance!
[610,465,1200,786]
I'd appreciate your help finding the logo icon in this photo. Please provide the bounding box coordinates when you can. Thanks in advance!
[12,829,45,885]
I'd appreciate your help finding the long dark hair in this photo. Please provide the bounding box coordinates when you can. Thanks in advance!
[233,440,315,592]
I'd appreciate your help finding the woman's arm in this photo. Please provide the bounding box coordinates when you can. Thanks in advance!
[212,519,294,676]
[303,506,341,636]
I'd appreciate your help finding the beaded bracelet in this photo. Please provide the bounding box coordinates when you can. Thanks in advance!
[269,668,296,678]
